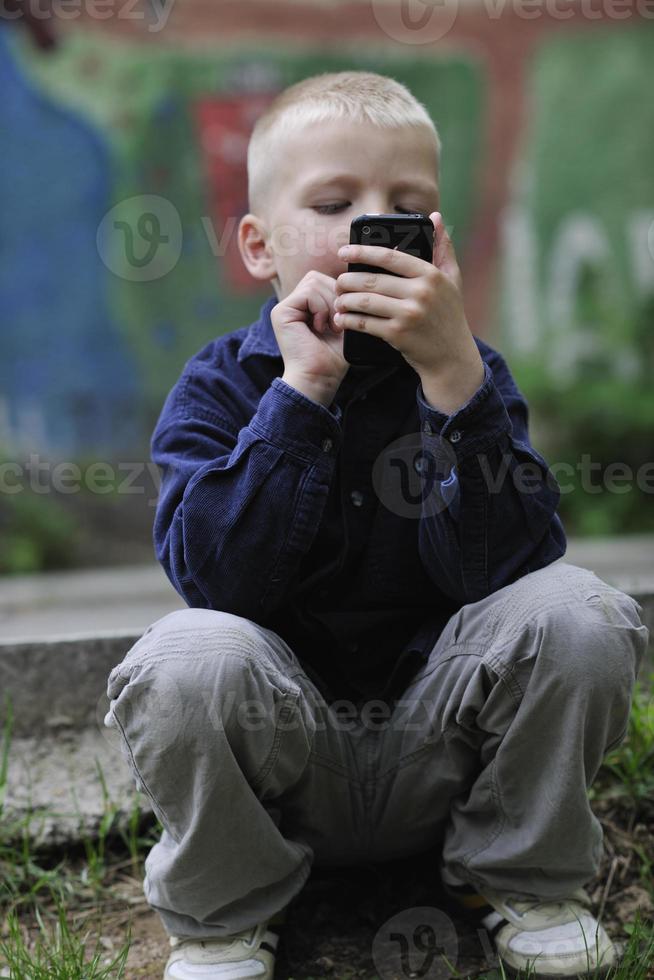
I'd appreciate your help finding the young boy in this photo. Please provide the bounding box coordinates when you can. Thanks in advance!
[104,71,649,979]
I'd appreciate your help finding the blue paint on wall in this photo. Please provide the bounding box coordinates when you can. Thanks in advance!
[0,27,140,458]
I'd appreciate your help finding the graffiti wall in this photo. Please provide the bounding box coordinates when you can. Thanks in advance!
[497,27,654,369]
[1,26,483,456]
[1,3,653,468]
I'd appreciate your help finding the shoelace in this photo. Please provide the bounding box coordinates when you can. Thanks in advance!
[503,893,592,923]
[173,926,259,950]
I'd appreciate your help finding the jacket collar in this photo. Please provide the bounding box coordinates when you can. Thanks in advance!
[237,296,282,363]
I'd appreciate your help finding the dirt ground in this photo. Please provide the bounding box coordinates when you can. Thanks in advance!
[85,792,654,980]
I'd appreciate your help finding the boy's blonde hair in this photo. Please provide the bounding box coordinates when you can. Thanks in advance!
[247,70,441,216]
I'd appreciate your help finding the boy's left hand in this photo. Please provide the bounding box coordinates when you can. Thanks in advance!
[334,211,484,390]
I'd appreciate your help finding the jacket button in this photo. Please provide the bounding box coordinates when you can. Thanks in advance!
[449,430,462,443]
[321,438,333,452]
[423,421,432,435]
[350,490,364,507]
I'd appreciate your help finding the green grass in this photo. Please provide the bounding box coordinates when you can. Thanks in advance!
[0,674,653,978]
[594,674,654,805]
[0,691,162,977]
[0,897,131,979]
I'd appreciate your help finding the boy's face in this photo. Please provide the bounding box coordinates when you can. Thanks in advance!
[243,119,440,300]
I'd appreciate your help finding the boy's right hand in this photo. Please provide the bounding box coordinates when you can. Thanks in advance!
[271,271,349,407]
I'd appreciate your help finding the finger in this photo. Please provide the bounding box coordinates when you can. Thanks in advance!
[335,291,399,322]
[431,211,460,283]
[306,280,340,332]
[319,281,340,328]
[338,244,427,278]
[314,293,347,340]
[335,297,409,337]
[300,280,331,319]
[336,270,410,300]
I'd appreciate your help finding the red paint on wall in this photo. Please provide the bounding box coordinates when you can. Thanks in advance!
[194,92,278,292]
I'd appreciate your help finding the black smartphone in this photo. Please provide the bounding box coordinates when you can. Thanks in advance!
[343,213,435,367]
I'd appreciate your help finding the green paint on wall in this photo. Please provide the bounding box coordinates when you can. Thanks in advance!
[13,31,483,436]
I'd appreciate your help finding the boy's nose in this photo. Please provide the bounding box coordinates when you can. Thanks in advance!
[362,195,395,214]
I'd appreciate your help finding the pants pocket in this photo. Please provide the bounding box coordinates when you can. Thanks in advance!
[248,686,316,802]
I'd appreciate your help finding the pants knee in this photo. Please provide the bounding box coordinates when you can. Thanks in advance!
[105,610,311,789]
[107,612,272,737]
[481,570,647,754]
[134,607,269,654]
[555,581,645,683]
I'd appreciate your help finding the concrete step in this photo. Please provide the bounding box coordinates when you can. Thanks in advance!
[0,562,185,642]
[1,726,150,849]
[1,538,652,848]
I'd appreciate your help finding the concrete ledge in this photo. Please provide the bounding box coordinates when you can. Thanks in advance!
[0,631,140,735]
[1,538,652,847]
[1,727,152,849]
[0,564,185,642]
[0,631,154,848]
[1,540,651,738]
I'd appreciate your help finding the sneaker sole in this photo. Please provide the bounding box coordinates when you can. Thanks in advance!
[499,959,617,979]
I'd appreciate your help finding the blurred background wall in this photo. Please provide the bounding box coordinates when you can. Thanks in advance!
[1,0,653,571]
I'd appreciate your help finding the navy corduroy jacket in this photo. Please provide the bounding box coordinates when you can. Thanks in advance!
[151,295,566,704]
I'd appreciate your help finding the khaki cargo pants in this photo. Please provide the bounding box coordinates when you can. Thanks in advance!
[104,561,649,940]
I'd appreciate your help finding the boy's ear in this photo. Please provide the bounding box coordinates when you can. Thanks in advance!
[237,213,277,283]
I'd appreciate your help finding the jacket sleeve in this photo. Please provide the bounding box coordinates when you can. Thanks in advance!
[415,346,567,603]
[151,374,343,617]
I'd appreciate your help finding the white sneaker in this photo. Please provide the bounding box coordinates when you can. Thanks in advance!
[483,886,621,978]
[443,874,620,978]
[163,921,280,980]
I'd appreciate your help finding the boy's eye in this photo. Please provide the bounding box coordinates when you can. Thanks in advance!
[312,203,347,214]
